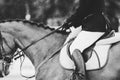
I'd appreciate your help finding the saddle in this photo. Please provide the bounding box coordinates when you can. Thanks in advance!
[67,30,115,80]
[82,30,115,62]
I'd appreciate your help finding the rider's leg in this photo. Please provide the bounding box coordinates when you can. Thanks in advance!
[70,30,104,54]
[69,30,104,80]
[59,27,82,69]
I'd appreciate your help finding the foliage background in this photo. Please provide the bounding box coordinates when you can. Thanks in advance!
[0,0,119,28]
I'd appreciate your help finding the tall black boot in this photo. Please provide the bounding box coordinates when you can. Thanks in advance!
[71,49,86,80]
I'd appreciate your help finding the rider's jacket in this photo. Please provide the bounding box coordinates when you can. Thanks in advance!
[67,0,107,32]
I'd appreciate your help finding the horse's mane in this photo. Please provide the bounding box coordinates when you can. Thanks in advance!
[0,19,69,35]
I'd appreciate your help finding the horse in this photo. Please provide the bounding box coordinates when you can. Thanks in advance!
[0,19,120,80]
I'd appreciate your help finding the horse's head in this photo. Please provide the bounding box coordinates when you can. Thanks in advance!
[0,31,18,77]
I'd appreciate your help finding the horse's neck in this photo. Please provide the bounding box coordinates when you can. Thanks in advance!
[0,21,68,67]
[14,26,67,67]
[19,31,67,67]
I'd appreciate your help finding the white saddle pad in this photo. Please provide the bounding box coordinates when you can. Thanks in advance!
[85,45,110,70]
[59,32,120,70]
[86,32,120,70]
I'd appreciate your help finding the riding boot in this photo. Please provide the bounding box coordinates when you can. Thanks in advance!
[71,49,86,80]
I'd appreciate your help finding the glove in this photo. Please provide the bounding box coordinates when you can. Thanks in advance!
[61,21,72,30]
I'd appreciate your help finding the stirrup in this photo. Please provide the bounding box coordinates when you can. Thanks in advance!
[71,49,86,80]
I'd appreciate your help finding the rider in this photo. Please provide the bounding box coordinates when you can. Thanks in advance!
[60,0,113,79]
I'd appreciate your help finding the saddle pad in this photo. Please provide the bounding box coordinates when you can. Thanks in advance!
[86,32,120,70]
[59,44,110,70]
[85,45,110,70]
[59,32,120,70]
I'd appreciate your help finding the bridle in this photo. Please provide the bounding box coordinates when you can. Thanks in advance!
[0,31,15,77]
[0,31,15,63]
[0,31,30,77]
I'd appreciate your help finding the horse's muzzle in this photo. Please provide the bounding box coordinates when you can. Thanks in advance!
[0,60,10,77]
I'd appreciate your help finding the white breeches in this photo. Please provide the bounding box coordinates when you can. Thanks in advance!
[70,31,104,54]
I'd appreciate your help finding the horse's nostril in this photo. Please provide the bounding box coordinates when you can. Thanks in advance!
[5,70,9,76]
[0,72,4,77]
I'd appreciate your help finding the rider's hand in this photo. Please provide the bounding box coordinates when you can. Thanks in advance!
[61,22,72,30]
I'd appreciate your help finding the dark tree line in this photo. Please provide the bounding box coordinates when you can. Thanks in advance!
[0,0,78,24]
[0,0,119,29]
[0,0,26,20]
[30,0,79,24]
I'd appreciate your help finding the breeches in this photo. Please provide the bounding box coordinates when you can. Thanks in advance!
[70,30,104,54]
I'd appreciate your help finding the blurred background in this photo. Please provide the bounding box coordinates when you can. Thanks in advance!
[0,0,120,80]
[0,0,119,29]
[0,0,79,26]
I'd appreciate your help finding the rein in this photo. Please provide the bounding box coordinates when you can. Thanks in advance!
[14,25,68,60]
[13,25,69,79]
[35,38,74,73]
[18,38,73,79]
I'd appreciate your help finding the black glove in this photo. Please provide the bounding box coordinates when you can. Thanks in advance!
[61,21,72,30]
